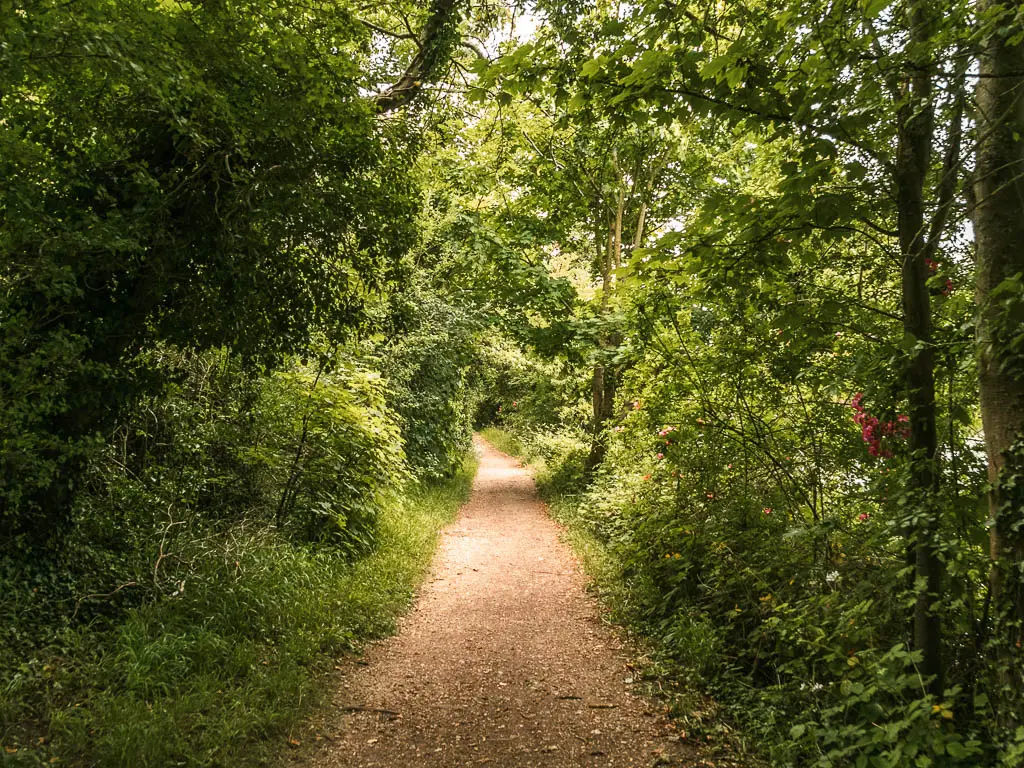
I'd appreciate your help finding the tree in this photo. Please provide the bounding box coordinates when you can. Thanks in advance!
[0,0,450,549]
[973,0,1024,625]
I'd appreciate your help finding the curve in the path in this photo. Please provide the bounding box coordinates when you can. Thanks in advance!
[305,436,696,767]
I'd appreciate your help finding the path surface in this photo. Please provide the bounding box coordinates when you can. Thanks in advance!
[303,438,696,767]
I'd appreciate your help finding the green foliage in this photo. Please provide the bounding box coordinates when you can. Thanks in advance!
[3,0,1023,764]
[376,285,477,481]
[263,359,407,547]
[984,273,1024,380]
[0,0,418,543]
[0,455,476,766]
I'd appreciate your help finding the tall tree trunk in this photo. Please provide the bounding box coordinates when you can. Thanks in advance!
[586,215,618,474]
[586,150,657,475]
[896,0,943,695]
[974,0,1024,622]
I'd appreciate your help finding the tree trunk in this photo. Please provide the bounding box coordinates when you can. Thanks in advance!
[895,0,943,695]
[586,216,618,475]
[974,0,1024,621]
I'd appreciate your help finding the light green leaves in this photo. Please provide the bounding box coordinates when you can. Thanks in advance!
[862,0,894,19]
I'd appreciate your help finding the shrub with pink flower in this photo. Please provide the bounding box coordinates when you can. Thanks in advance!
[851,393,910,458]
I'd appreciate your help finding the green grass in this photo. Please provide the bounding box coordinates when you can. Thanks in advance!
[478,426,525,458]
[1,455,477,767]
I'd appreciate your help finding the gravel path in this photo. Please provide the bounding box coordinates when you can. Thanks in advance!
[302,437,697,767]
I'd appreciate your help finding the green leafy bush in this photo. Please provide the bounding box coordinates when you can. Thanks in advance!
[2,457,476,767]
[377,288,477,481]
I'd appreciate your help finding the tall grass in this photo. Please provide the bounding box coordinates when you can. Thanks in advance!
[1,455,477,767]
[478,427,525,459]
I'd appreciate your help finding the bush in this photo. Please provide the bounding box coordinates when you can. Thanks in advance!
[1,457,476,766]
[0,346,414,758]
[377,292,476,481]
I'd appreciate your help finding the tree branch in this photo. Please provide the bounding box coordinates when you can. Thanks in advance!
[375,0,466,113]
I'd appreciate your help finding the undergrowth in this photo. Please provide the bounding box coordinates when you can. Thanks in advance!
[1,455,476,767]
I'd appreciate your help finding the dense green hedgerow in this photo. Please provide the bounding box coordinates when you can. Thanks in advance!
[1,449,476,767]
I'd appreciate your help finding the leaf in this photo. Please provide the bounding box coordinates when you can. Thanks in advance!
[725,65,747,90]
[700,55,732,81]
[862,0,893,18]
[580,56,605,78]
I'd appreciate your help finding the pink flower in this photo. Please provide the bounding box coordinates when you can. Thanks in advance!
[858,513,870,522]
[633,401,642,410]
[656,453,664,460]
[763,507,772,515]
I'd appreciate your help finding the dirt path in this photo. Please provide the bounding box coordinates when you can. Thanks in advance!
[302,437,697,767]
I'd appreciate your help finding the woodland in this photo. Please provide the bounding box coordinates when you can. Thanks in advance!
[1,0,1024,765]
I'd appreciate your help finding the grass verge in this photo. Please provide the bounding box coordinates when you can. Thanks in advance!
[1,454,477,768]
[478,427,524,459]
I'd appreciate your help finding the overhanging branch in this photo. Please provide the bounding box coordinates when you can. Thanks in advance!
[374,0,466,113]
